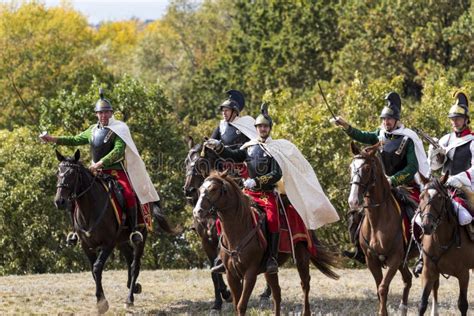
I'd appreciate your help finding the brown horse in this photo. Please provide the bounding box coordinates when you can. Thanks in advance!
[183,137,232,311]
[349,142,417,316]
[418,175,474,316]
[193,171,339,316]
[54,149,175,313]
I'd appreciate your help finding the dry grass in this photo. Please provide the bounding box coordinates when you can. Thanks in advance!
[0,268,469,315]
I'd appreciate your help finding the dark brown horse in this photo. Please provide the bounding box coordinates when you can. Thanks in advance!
[193,171,339,316]
[183,137,232,311]
[54,149,175,313]
[418,175,474,316]
[349,142,417,316]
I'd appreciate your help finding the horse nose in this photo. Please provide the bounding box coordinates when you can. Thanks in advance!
[55,198,67,210]
[348,198,360,210]
[192,206,204,219]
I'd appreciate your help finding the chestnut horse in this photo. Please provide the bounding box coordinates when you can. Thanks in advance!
[193,171,339,316]
[418,175,474,316]
[183,137,231,310]
[349,142,417,316]
[54,149,175,313]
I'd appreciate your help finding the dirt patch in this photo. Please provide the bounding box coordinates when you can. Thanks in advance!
[0,268,467,314]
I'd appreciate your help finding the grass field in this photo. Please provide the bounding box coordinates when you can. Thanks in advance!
[0,268,469,315]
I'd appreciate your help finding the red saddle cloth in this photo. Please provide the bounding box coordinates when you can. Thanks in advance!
[72,180,153,232]
[278,201,317,257]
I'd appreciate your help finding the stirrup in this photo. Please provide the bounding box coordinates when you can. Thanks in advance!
[413,259,423,278]
[66,232,78,246]
[266,257,278,274]
[211,259,226,274]
[129,231,144,244]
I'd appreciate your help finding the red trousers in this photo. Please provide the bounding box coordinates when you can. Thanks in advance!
[103,169,137,208]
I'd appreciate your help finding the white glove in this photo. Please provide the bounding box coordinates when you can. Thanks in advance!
[446,173,471,189]
[243,178,257,189]
[428,145,446,170]
[204,139,223,152]
[329,116,349,129]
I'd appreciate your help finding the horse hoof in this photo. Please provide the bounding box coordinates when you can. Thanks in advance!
[209,308,221,315]
[221,290,232,303]
[97,299,109,314]
[124,301,134,309]
[259,296,271,309]
[399,303,408,316]
[133,283,142,294]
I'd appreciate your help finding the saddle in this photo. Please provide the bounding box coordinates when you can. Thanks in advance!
[99,173,127,216]
[391,186,418,221]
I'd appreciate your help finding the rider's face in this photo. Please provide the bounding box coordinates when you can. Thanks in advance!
[222,108,236,122]
[382,117,397,131]
[96,110,113,126]
[256,124,271,139]
[450,117,467,132]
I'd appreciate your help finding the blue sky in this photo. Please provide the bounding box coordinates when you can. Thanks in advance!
[2,0,170,24]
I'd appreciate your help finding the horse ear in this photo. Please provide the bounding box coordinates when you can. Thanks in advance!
[418,173,430,186]
[440,171,450,184]
[366,142,381,156]
[350,141,361,155]
[55,149,65,162]
[185,136,194,149]
[74,149,80,162]
[220,169,229,178]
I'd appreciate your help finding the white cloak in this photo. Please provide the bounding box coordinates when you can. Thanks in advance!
[219,115,258,140]
[379,125,430,178]
[241,138,340,230]
[106,118,160,204]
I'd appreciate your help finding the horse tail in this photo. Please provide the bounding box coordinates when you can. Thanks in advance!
[152,205,181,235]
[309,231,340,280]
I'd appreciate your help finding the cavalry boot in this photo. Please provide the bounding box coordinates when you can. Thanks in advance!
[342,210,365,264]
[266,233,279,274]
[342,245,366,264]
[210,255,226,274]
[128,205,144,245]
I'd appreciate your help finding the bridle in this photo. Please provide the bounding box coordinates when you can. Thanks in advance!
[57,162,97,201]
[350,155,387,208]
[418,180,453,235]
[196,178,228,217]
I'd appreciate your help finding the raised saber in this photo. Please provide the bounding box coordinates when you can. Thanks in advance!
[317,82,337,120]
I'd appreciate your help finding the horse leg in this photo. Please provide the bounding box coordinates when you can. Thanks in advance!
[377,263,398,316]
[264,272,281,316]
[397,264,412,316]
[457,270,469,316]
[419,269,436,316]
[226,271,243,313]
[366,258,383,301]
[125,237,145,308]
[259,283,272,309]
[236,270,258,316]
[431,278,439,316]
[217,273,232,302]
[91,247,113,314]
[295,244,311,316]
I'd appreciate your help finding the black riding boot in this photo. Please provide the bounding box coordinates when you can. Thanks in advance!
[129,205,143,245]
[211,254,226,274]
[266,233,279,274]
[66,205,78,246]
[342,210,365,264]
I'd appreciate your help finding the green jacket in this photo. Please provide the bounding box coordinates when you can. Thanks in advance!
[345,126,418,187]
[56,124,126,170]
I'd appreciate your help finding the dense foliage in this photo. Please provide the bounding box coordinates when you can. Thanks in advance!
[0,0,472,274]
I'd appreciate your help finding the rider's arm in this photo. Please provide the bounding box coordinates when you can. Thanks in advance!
[218,146,247,163]
[254,159,282,190]
[344,126,380,145]
[210,127,221,140]
[100,137,126,167]
[389,140,418,187]
[55,125,93,146]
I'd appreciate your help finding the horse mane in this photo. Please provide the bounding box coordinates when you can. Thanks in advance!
[208,171,252,219]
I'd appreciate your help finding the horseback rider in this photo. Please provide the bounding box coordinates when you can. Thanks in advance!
[209,89,257,175]
[206,104,339,274]
[205,105,282,274]
[332,91,430,264]
[40,89,161,246]
[413,91,474,275]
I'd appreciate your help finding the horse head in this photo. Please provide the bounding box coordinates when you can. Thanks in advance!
[183,136,218,205]
[418,173,452,235]
[348,141,386,210]
[192,170,244,221]
[54,149,86,210]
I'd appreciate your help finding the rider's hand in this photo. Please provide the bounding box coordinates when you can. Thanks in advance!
[89,161,104,174]
[243,178,257,189]
[204,139,223,152]
[446,174,471,189]
[329,116,349,129]
[39,132,56,143]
